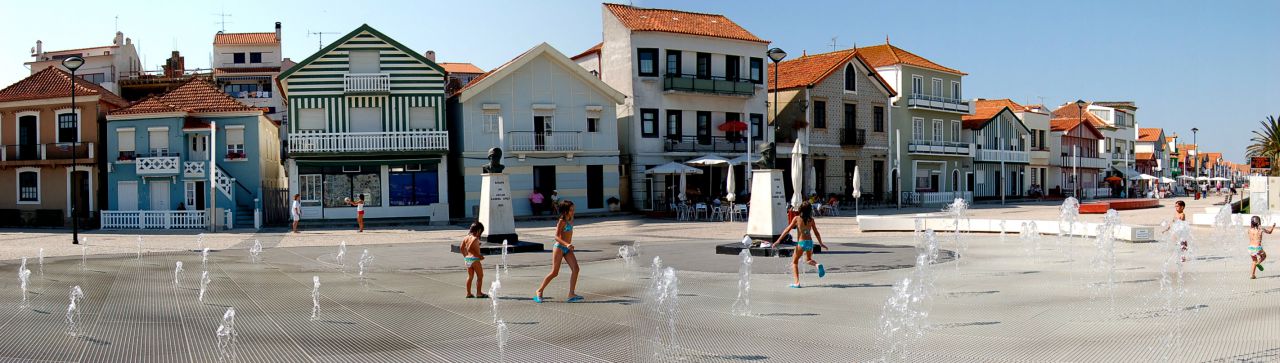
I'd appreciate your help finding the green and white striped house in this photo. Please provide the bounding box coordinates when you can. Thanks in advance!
[279,24,451,223]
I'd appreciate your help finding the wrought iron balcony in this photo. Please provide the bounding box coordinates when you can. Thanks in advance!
[507,131,581,152]
[840,129,866,147]
[662,74,754,96]
[664,135,747,153]
[907,140,973,157]
[1,142,94,162]
[906,93,971,113]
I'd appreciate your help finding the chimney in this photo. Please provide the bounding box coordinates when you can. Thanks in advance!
[115,31,124,46]
[163,51,185,78]
[126,37,132,45]
[34,40,42,57]
[275,22,282,41]
[425,50,436,62]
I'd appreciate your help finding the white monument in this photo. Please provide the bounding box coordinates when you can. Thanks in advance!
[746,169,787,241]
[477,173,518,243]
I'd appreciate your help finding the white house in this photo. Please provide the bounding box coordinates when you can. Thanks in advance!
[26,31,141,95]
[212,22,289,131]
[447,43,626,218]
[573,3,770,211]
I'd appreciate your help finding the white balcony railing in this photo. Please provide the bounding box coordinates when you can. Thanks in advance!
[507,131,581,152]
[101,210,232,230]
[344,73,391,93]
[907,140,974,157]
[135,155,181,175]
[907,94,971,113]
[288,131,448,153]
[183,161,206,178]
[976,149,1030,163]
[1055,155,1108,169]
[902,191,973,206]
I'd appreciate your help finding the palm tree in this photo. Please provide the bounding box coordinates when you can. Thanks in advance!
[1247,115,1280,176]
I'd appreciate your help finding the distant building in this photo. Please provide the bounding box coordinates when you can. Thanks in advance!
[962,99,1032,200]
[212,22,288,128]
[1048,108,1108,198]
[26,31,142,95]
[440,62,485,85]
[1135,127,1166,179]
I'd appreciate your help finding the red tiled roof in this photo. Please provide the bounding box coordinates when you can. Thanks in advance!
[453,47,538,97]
[213,67,281,76]
[183,118,211,130]
[0,66,127,107]
[1135,152,1155,161]
[570,42,602,60]
[604,3,767,43]
[213,32,278,45]
[855,43,966,75]
[1137,128,1163,142]
[766,49,896,96]
[440,62,485,74]
[1050,118,1104,139]
[1050,103,1112,129]
[961,99,1021,129]
[111,78,259,116]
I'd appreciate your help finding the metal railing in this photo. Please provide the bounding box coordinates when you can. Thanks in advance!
[507,131,582,152]
[343,73,391,93]
[976,149,1030,163]
[1056,155,1108,169]
[901,191,973,206]
[135,154,181,175]
[101,210,232,229]
[906,93,971,113]
[907,140,973,156]
[662,74,754,96]
[840,129,866,147]
[664,135,747,153]
[288,131,448,153]
[1,142,94,161]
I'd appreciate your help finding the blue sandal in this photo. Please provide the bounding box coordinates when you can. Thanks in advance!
[788,283,801,288]
[566,295,584,303]
[817,264,826,278]
[533,295,545,303]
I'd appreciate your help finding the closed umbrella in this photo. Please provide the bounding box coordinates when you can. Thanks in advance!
[851,165,861,216]
[726,167,737,221]
[790,140,805,207]
[679,169,688,202]
[806,164,817,197]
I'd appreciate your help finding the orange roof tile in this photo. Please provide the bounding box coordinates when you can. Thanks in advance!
[604,3,767,43]
[766,49,896,96]
[1050,103,1112,129]
[571,42,602,60]
[213,32,278,45]
[1135,152,1155,160]
[1137,128,1163,142]
[855,43,966,75]
[111,78,258,116]
[440,62,485,74]
[0,66,127,107]
[1050,118,1104,139]
[961,99,1021,129]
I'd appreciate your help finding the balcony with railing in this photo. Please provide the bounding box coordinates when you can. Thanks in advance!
[664,135,748,153]
[907,139,974,157]
[975,148,1030,163]
[662,74,754,96]
[0,142,94,164]
[344,73,391,93]
[135,153,181,175]
[183,161,206,178]
[840,129,867,147]
[906,93,971,113]
[288,131,448,154]
[507,131,581,152]
[1111,151,1131,162]
[1055,154,1108,169]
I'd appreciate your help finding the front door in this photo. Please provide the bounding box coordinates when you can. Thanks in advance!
[149,180,170,211]
[118,182,139,211]
[18,115,37,160]
[188,134,209,161]
[186,181,206,210]
[71,171,89,218]
[873,160,885,199]
[929,174,940,193]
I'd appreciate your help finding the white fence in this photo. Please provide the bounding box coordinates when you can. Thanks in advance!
[903,191,973,206]
[101,210,232,230]
[288,131,448,153]
[343,73,391,93]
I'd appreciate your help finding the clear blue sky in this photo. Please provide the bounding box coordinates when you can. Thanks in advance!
[2,0,1275,161]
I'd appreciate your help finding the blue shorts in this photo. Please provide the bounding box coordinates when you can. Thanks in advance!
[797,240,814,252]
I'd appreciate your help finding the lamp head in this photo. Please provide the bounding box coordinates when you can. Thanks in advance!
[1191,127,1199,133]
[767,48,787,63]
[62,56,84,72]
[1074,99,1086,108]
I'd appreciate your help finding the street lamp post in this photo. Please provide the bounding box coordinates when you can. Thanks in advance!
[767,48,787,168]
[1192,127,1199,199]
[63,56,84,245]
[1075,100,1086,197]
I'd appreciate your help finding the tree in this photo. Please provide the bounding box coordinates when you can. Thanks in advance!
[1247,115,1280,176]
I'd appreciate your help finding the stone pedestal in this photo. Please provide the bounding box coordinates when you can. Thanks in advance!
[477,173,517,244]
[746,169,787,241]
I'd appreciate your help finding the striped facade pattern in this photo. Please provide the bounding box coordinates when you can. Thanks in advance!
[288,95,442,133]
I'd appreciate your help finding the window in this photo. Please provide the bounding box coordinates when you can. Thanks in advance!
[725,55,741,81]
[696,111,711,144]
[750,113,764,141]
[299,174,323,205]
[349,107,382,133]
[587,117,599,133]
[309,167,381,208]
[911,76,923,96]
[951,81,961,100]
[409,107,436,130]
[349,50,381,73]
[666,110,682,140]
[932,120,944,143]
[297,108,325,131]
[950,121,961,142]
[389,164,440,206]
[78,73,105,85]
[637,48,658,77]
[225,127,245,159]
[117,128,136,160]
[640,109,658,138]
[932,78,943,98]
[873,106,885,132]
[812,101,827,128]
[696,52,711,79]
[1090,110,1110,122]
[482,112,499,133]
[844,64,857,92]
[725,112,742,141]
[666,50,682,76]
[223,83,259,97]
[749,57,763,84]
[18,170,38,203]
[843,104,856,134]
[57,112,77,143]
[912,118,924,141]
[233,53,246,64]
[249,52,262,63]
[148,128,169,155]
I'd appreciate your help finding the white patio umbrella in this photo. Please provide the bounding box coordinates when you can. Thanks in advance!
[806,163,817,197]
[851,165,861,216]
[1160,177,1176,184]
[644,162,703,175]
[725,168,737,222]
[727,155,752,165]
[1130,173,1158,181]
[790,140,805,207]
[1210,177,1230,181]
[679,169,688,202]
[685,155,730,166]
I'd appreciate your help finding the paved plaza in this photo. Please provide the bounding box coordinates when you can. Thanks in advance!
[0,196,1277,362]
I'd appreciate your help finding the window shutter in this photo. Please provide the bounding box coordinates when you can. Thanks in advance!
[227,128,245,145]
[299,109,325,130]
[118,130,135,151]
[409,107,436,130]
[349,50,381,74]
[149,130,169,151]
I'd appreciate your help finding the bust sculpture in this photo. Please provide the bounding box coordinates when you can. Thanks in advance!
[482,147,505,173]
[752,142,776,169]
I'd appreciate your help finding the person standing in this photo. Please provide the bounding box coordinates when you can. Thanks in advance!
[290,194,302,233]
[529,189,545,215]
[460,221,487,298]
[346,194,366,232]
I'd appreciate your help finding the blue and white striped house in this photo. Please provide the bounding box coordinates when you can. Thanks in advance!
[279,24,451,222]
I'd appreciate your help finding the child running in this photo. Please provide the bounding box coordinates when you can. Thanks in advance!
[774,201,830,288]
[460,221,488,298]
[1173,200,1188,261]
[1249,216,1274,279]
[534,200,583,303]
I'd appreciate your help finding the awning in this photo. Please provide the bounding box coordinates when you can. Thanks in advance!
[296,157,441,167]
[645,162,703,175]
[1111,165,1141,179]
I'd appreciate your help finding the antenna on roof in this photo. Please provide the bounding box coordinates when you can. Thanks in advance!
[213,10,232,32]
[114,15,119,32]
[885,35,890,44]
[307,30,340,50]
[829,36,841,51]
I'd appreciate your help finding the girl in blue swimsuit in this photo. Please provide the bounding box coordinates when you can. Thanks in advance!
[536,200,583,302]
[461,221,487,298]
[774,201,829,288]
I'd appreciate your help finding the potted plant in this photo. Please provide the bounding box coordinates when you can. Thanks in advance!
[226,150,246,160]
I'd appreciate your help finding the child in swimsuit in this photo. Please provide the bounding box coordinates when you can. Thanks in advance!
[461,221,487,298]
[1249,216,1274,279]
[1173,201,1188,261]
[535,200,583,303]
[774,201,830,288]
